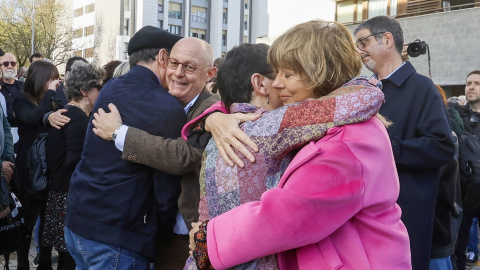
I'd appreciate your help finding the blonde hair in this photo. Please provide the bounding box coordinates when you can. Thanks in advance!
[268,20,362,97]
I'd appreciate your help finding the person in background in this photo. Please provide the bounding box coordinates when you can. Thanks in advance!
[354,16,454,270]
[43,61,104,270]
[13,60,61,270]
[30,53,43,63]
[102,60,122,86]
[0,53,23,127]
[112,61,130,78]
[454,70,480,270]
[206,57,225,94]
[17,67,27,82]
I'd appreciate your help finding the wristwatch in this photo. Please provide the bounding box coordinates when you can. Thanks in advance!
[112,125,121,141]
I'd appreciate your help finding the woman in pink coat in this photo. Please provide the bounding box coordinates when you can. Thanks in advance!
[190,20,412,270]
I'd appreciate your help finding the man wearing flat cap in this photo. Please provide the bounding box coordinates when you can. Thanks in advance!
[64,26,187,269]
[91,37,220,269]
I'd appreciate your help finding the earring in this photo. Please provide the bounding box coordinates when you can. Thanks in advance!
[267,95,269,104]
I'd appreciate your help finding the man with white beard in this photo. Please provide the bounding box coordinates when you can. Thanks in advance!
[0,53,23,127]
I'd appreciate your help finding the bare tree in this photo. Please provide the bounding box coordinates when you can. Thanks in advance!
[0,0,74,67]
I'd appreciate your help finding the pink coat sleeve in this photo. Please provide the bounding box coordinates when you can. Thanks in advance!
[207,140,365,269]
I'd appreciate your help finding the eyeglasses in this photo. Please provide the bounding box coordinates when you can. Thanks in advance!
[167,58,209,74]
[2,61,17,68]
[471,114,479,127]
[356,32,386,50]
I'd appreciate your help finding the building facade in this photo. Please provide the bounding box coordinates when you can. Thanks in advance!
[70,0,268,65]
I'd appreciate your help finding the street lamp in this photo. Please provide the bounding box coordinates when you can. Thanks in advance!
[31,0,35,55]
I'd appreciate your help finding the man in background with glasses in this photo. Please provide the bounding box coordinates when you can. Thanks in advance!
[454,70,480,270]
[0,53,22,127]
[354,16,455,270]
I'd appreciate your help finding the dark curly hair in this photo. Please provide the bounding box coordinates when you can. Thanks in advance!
[64,61,105,102]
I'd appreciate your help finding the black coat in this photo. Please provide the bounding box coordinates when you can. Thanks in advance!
[379,61,455,270]
[65,66,187,258]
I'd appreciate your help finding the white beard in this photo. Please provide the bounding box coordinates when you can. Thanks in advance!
[3,69,16,80]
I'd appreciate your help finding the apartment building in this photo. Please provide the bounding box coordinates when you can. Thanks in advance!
[70,0,268,65]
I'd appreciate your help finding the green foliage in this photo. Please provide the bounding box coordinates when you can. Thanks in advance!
[0,0,73,67]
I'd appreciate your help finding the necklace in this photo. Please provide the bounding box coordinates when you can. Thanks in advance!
[67,102,88,116]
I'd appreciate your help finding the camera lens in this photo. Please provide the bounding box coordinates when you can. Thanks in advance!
[407,43,422,57]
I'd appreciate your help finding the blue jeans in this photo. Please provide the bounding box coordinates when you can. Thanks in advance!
[64,226,149,270]
[468,217,479,253]
[430,257,453,270]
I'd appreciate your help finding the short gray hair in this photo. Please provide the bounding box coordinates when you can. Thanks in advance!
[64,61,105,101]
[129,47,166,68]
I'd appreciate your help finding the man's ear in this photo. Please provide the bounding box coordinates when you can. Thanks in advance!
[251,73,267,97]
[158,49,168,68]
[205,66,218,82]
[384,32,395,49]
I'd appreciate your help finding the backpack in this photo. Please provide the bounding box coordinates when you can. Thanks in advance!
[458,131,480,211]
[26,132,49,200]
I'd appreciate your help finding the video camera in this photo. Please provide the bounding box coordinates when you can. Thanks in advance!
[407,39,427,57]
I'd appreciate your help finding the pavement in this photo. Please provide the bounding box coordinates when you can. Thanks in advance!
[0,240,58,270]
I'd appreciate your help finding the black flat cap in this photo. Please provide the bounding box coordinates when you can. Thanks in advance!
[128,26,183,56]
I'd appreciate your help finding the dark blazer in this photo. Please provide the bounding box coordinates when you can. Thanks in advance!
[123,88,220,231]
[65,65,187,258]
[379,61,455,270]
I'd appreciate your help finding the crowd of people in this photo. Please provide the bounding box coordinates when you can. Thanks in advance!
[0,14,478,270]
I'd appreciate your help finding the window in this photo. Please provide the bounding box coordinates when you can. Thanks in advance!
[158,0,163,13]
[243,36,248,43]
[84,48,94,58]
[73,7,83,17]
[222,30,227,46]
[124,19,130,35]
[191,6,207,23]
[191,28,206,40]
[244,15,248,30]
[85,4,94,14]
[85,25,94,36]
[157,20,163,28]
[74,28,83,38]
[169,2,182,19]
[73,50,82,57]
[169,25,181,35]
[125,0,130,11]
[223,8,227,24]
[124,42,129,59]
[336,0,397,24]
[245,0,248,9]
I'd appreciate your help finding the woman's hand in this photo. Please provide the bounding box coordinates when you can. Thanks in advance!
[92,103,123,141]
[189,222,202,255]
[48,80,60,91]
[48,109,70,129]
[205,112,260,167]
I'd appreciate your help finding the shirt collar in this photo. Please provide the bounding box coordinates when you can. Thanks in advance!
[373,61,406,80]
[184,94,200,113]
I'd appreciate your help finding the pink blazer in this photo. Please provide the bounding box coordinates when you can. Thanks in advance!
[206,117,412,270]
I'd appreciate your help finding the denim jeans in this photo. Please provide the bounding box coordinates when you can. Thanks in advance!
[468,217,479,254]
[64,226,149,270]
[430,257,454,270]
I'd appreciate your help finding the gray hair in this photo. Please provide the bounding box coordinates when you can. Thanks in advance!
[113,61,130,78]
[128,47,166,68]
[354,16,404,54]
[64,61,105,101]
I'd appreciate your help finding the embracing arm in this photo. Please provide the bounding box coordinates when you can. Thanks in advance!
[13,90,56,126]
[206,141,364,269]
[123,128,203,175]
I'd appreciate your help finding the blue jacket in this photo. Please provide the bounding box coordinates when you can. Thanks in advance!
[379,61,455,270]
[65,65,187,258]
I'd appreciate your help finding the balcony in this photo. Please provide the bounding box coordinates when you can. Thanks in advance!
[168,11,182,19]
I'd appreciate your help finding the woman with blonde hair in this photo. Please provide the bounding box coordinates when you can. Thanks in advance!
[188,20,412,270]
